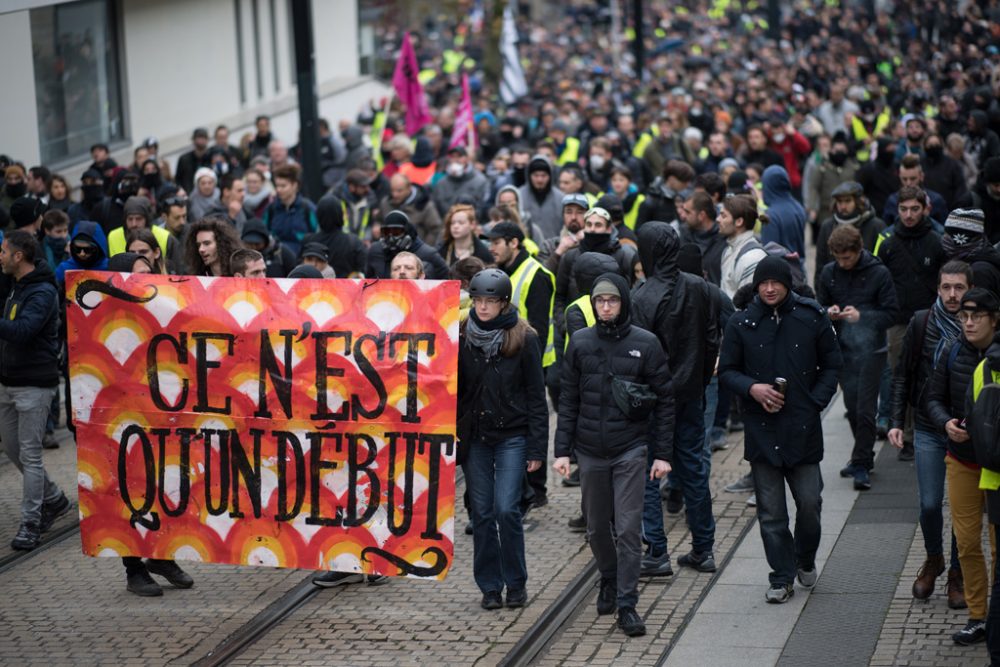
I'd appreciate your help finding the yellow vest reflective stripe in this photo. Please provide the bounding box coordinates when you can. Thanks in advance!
[554,137,580,166]
[524,237,540,257]
[342,201,371,237]
[873,228,891,257]
[971,360,1000,490]
[632,126,659,159]
[563,295,596,351]
[107,224,170,259]
[510,257,556,367]
[850,110,891,162]
[624,194,646,230]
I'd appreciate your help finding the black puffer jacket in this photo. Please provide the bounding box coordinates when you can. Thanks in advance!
[925,336,997,464]
[719,292,842,467]
[554,227,636,339]
[875,217,945,324]
[890,308,961,432]
[816,250,899,354]
[458,316,548,461]
[631,222,720,403]
[565,253,619,338]
[556,272,674,462]
[0,260,60,388]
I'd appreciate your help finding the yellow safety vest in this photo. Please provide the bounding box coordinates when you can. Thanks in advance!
[563,295,595,351]
[342,201,371,238]
[972,360,1000,490]
[632,125,659,159]
[624,194,646,230]
[850,110,891,162]
[552,137,580,166]
[524,237,540,257]
[510,256,556,367]
[107,224,170,259]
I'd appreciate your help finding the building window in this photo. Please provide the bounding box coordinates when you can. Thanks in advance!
[30,0,125,165]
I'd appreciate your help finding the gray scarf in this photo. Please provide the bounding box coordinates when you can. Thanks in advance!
[465,315,506,360]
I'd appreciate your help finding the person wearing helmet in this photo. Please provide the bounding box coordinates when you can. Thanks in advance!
[457,268,548,611]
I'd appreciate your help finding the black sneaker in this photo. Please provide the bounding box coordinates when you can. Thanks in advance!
[464,520,473,535]
[532,494,549,509]
[952,619,986,645]
[481,590,503,610]
[10,522,40,550]
[677,550,717,573]
[898,442,915,461]
[596,577,616,615]
[561,468,581,487]
[839,462,860,478]
[640,551,674,577]
[728,419,744,433]
[853,468,872,491]
[39,493,71,532]
[665,488,684,515]
[42,432,60,449]
[505,588,527,608]
[145,559,194,588]
[126,569,163,597]
[568,514,587,533]
[617,606,646,637]
[364,575,389,586]
[313,572,364,588]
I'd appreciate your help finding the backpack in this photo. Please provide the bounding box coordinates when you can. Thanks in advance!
[736,239,807,288]
[967,358,1000,470]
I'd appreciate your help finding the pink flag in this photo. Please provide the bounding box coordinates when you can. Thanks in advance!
[392,32,434,135]
[449,73,478,151]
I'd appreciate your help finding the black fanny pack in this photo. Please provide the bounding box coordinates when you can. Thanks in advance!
[611,375,658,421]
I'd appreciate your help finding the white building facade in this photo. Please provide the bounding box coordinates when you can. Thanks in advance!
[0,0,387,180]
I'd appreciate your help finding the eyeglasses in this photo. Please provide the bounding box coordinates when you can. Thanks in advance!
[958,310,991,323]
[594,296,621,307]
[472,296,504,306]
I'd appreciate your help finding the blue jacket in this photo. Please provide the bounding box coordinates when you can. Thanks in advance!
[263,194,318,257]
[761,165,807,268]
[55,220,109,285]
[0,259,61,387]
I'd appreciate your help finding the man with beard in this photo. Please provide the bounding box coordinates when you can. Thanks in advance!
[883,155,949,227]
[366,210,448,280]
[678,191,726,286]
[922,134,969,211]
[68,169,107,225]
[814,182,886,280]
[381,173,442,245]
[537,193,588,272]
[895,115,928,162]
[518,154,564,239]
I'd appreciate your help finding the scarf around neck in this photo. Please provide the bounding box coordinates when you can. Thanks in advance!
[930,296,963,365]
[466,308,518,360]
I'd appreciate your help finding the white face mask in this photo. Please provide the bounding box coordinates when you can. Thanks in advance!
[447,162,465,178]
[772,132,786,143]
[590,155,606,170]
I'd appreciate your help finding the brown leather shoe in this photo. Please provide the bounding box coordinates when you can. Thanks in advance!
[912,554,945,599]
[947,568,967,610]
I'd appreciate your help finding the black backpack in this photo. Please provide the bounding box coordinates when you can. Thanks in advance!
[967,358,1000,471]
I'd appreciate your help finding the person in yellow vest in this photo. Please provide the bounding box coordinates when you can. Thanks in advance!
[972,347,1000,664]
[487,221,556,509]
[548,120,581,166]
[924,288,1000,646]
[849,99,892,162]
[106,195,175,261]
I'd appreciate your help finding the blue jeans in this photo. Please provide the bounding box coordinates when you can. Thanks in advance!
[914,428,960,569]
[642,446,669,555]
[463,436,528,594]
[672,399,715,553]
[751,460,823,586]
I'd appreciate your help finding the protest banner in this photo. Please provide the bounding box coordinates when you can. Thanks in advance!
[67,272,458,580]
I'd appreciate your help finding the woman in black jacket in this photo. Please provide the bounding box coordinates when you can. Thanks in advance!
[458,269,547,611]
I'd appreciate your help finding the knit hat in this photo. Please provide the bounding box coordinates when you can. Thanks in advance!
[9,196,44,228]
[591,278,621,299]
[718,157,740,173]
[194,167,217,186]
[961,287,1000,314]
[383,210,410,229]
[123,196,153,224]
[528,154,552,174]
[752,255,793,292]
[944,208,985,243]
[4,164,26,181]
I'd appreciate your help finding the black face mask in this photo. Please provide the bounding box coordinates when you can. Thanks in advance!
[82,184,104,203]
[383,232,412,253]
[877,149,895,167]
[141,173,162,190]
[829,151,848,166]
[925,145,943,160]
[511,164,527,188]
[5,181,26,198]
[581,231,612,251]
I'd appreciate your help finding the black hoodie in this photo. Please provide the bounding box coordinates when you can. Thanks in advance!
[0,259,60,387]
[241,219,296,278]
[301,195,367,277]
[631,222,720,403]
[556,271,675,462]
[365,220,449,280]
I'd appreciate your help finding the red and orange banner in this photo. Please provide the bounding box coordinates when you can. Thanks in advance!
[67,272,458,579]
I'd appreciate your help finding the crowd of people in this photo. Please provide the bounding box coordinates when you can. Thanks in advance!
[2,0,1000,658]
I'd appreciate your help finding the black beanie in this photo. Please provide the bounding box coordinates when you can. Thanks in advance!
[752,255,792,292]
[677,243,703,276]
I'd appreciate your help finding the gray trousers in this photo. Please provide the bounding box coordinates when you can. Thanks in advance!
[578,444,647,609]
[0,384,61,525]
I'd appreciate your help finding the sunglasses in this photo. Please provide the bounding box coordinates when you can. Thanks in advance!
[163,196,188,208]
[72,245,97,256]
[381,227,406,238]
